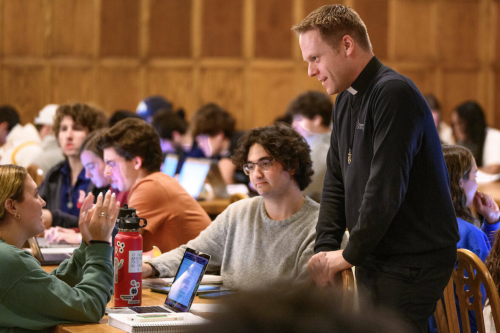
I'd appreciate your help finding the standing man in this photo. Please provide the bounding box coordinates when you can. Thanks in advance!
[293,5,459,332]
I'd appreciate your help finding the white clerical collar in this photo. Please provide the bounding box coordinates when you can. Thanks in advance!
[347,86,358,95]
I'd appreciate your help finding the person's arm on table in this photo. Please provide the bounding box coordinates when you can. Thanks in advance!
[143,206,231,278]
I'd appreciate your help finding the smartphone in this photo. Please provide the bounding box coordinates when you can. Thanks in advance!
[197,290,237,299]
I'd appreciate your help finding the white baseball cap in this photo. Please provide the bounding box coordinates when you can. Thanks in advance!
[34,104,59,125]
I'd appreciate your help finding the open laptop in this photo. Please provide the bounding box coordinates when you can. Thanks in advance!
[108,247,211,314]
[28,237,72,265]
[161,154,179,178]
[178,158,229,199]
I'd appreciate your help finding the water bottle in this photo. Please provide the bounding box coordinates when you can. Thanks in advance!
[113,204,147,307]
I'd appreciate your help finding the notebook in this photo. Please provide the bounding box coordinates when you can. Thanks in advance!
[107,247,211,315]
[28,237,72,265]
[161,154,179,178]
[107,312,207,333]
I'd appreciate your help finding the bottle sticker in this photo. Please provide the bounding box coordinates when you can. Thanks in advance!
[129,250,143,273]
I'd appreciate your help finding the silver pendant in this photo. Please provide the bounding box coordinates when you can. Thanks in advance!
[67,201,73,209]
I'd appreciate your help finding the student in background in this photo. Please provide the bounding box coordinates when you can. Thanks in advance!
[424,94,454,145]
[151,108,204,174]
[452,101,500,174]
[108,110,141,127]
[485,225,500,332]
[44,129,129,245]
[428,145,500,333]
[289,91,332,202]
[143,123,343,291]
[0,164,118,331]
[32,104,65,174]
[0,105,43,168]
[98,118,211,253]
[191,103,247,185]
[135,95,172,124]
[39,103,108,229]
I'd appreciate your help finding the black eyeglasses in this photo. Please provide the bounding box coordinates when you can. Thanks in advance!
[242,159,275,176]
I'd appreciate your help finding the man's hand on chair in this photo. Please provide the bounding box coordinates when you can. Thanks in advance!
[307,250,353,288]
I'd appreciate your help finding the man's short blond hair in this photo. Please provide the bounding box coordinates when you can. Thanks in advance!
[292,5,372,52]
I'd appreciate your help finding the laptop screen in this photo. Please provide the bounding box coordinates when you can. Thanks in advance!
[177,159,210,198]
[161,154,179,178]
[165,250,210,312]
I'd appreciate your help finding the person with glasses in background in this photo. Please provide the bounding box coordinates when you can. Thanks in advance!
[142,123,347,291]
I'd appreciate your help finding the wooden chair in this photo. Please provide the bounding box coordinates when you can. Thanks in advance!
[434,249,500,333]
[229,192,249,204]
[26,164,44,186]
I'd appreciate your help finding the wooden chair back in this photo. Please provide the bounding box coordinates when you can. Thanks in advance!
[229,193,249,204]
[26,164,44,186]
[434,249,500,333]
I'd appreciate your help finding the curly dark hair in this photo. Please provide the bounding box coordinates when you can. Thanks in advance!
[191,103,235,139]
[232,123,313,191]
[442,145,477,224]
[97,118,162,174]
[286,91,333,126]
[52,103,107,137]
[454,101,487,167]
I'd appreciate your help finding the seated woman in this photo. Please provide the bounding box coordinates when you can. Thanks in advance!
[451,101,500,174]
[39,103,107,229]
[44,129,129,245]
[429,145,500,333]
[0,164,119,331]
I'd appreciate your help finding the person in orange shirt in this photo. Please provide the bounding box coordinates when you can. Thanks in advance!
[97,118,211,253]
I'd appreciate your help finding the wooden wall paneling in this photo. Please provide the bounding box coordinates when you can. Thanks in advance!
[442,70,479,117]
[191,0,202,110]
[149,0,192,58]
[395,66,434,96]
[255,0,293,59]
[51,0,95,56]
[303,0,347,17]
[438,1,479,66]
[2,0,45,56]
[2,66,48,123]
[51,66,94,105]
[97,67,140,113]
[250,68,295,128]
[100,0,139,57]
[352,0,388,60]
[199,68,245,127]
[202,0,243,57]
[242,0,255,129]
[495,1,500,63]
[145,67,196,118]
[390,0,436,62]
[494,69,500,128]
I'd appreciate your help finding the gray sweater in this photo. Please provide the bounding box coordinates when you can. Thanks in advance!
[148,196,319,291]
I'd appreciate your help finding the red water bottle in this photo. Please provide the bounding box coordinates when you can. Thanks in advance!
[113,204,147,307]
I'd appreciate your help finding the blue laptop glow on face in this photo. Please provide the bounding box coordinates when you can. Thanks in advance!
[177,159,211,199]
[161,154,179,178]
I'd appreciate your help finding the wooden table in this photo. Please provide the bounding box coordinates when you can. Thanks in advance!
[198,198,230,216]
[478,181,500,206]
[50,279,214,333]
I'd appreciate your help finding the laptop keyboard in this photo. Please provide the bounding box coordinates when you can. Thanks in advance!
[130,306,171,313]
[43,253,71,261]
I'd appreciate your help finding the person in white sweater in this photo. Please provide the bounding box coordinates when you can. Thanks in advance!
[143,123,341,290]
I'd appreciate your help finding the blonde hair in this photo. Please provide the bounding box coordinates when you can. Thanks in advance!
[292,5,372,52]
[0,165,27,222]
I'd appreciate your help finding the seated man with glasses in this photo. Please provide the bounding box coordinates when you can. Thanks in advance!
[143,123,342,290]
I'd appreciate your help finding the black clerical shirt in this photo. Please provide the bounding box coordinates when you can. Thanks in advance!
[315,56,459,267]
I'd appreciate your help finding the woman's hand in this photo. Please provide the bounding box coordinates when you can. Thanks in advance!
[44,227,80,244]
[473,191,500,224]
[79,191,120,244]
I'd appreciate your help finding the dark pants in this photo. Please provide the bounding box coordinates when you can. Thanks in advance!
[356,259,454,333]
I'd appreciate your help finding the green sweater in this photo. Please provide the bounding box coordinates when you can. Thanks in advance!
[0,239,113,332]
